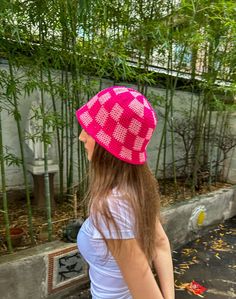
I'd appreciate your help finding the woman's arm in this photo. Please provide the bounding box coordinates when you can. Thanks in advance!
[107,238,164,299]
[153,221,175,299]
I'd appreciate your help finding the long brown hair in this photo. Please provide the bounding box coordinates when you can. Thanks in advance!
[86,143,161,263]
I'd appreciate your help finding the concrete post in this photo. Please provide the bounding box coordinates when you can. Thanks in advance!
[27,164,59,212]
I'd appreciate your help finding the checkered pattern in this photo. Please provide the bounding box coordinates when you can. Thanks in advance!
[76,86,158,164]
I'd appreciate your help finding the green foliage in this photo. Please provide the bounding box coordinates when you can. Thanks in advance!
[4,147,22,167]
[0,0,236,247]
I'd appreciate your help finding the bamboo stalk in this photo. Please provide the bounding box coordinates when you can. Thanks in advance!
[208,108,219,187]
[8,61,35,244]
[59,71,65,200]
[0,108,13,253]
[47,69,64,200]
[215,112,228,181]
[40,75,53,242]
[38,13,53,240]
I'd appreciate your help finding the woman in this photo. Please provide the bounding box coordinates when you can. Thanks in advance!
[76,86,175,299]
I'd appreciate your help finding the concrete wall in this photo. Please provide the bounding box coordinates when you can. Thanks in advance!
[0,61,217,190]
[1,61,235,191]
[223,112,236,183]
[0,62,59,190]
[1,61,236,192]
[162,186,236,249]
[0,186,235,299]
[0,242,88,299]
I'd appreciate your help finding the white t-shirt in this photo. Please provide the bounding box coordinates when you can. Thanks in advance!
[77,190,135,299]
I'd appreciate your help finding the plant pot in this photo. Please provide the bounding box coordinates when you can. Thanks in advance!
[10,227,24,247]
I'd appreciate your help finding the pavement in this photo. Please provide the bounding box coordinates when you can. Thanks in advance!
[174,216,236,299]
[65,217,236,299]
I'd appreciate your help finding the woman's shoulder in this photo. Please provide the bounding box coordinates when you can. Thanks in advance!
[105,189,134,219]
[91,188,133,218]
[109,188,130,206]
[111,187,122,197]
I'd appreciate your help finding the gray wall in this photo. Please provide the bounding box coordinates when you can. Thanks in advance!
[0,62,235,191]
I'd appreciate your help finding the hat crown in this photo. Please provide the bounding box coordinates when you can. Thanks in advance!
[76,86,157,164]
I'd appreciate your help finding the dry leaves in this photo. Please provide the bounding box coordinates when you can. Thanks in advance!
[174,220,235,297]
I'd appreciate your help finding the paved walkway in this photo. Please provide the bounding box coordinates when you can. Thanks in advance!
[65,217,236,299]
[174,216,236,298]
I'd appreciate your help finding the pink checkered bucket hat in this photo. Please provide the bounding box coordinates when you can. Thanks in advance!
[75,86,157,165]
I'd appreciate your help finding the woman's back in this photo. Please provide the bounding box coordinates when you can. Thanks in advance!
[78,190,134,299]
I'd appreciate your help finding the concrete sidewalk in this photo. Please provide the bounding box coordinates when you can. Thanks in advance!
[64,217,236,299]
[174,217,236,299]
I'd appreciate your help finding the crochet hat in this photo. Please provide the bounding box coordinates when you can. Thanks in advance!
[75,86,157,165]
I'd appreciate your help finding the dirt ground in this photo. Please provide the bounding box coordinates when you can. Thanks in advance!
[0,181,232,256]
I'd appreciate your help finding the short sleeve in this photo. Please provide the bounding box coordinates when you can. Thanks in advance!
[91,192,135,240]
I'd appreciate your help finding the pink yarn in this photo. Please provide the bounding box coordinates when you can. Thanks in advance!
[76,86,157,165]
